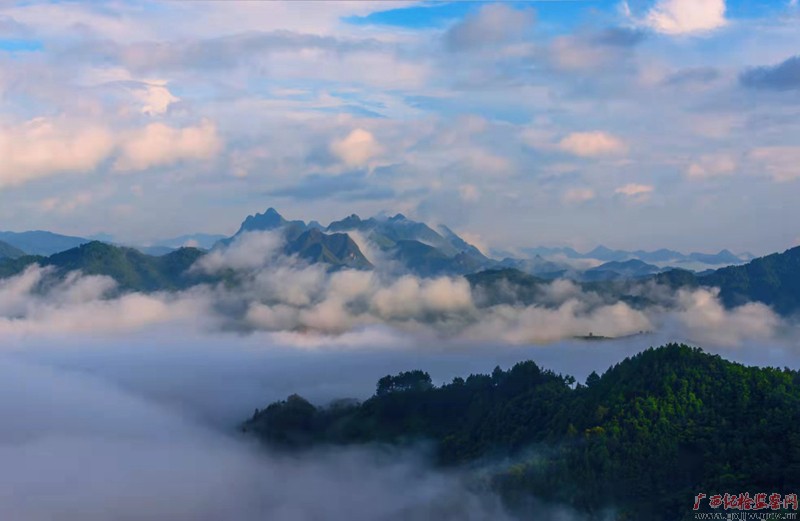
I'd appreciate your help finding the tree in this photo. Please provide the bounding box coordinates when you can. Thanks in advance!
[376,370,433,396]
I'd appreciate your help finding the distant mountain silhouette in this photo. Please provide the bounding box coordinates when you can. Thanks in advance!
[0,230,89,256]
[0,240,26,260]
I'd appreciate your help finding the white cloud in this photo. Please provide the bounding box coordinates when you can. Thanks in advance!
[558,132,628,158]
[686,154,737,179]
[615,183,654,197]
[748,147,800,182]
[330,128,383,168]
[0,266,207,335]
[0,115,224,187]
[0,118,115,188]
[114,119,222,172]
[132,82,180,116]
[642,0,727,35]
[465,298,653,344]
[371,276,474,321]
[194,231,285,273]
[562,187,596,204]
[671,287,779,347]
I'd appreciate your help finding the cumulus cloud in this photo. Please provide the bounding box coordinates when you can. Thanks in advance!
[114,119,222,171]
[0,115,224,188]
[0,118,115,188]
[686,154,737,179]
[669,287,780,347]
[444,4,534,52]
[558,132,627,158]
[638,0,727,35]
[132,82,180,115]
[329,128,383,169]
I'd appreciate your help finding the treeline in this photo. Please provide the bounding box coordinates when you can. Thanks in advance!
[242,344,800,520]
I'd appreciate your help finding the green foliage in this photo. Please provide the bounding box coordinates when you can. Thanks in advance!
[701,246,800,314]
[376,370,433,396]
[0,241,208,292]
[244,344,800,520]
[0,240,26,260]
[0,255,42,278]
[654,247,800,314]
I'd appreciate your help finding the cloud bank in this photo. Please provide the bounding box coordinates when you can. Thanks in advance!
[0,231,787,348]
[0,354,512,521]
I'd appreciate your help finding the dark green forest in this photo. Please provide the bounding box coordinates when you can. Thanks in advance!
[243,344,800,520]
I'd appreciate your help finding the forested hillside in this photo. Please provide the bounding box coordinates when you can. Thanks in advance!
[244,344,800,520]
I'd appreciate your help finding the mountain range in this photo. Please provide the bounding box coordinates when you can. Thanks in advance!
[0,230,90,256]
[2,207,797,314]
[1,208,754,280]
[219,208,489,276]
[513,245,753,266]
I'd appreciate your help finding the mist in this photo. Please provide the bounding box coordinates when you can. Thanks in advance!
[2,230,799,520]
[4,323,799,521]
[2,230,793,347]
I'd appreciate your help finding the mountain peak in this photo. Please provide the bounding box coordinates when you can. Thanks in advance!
[326,213,365,232]
[238,208,288,234]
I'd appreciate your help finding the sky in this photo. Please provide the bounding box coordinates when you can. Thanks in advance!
[1,0,799,254]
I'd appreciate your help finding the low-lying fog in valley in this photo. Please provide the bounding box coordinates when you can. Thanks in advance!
[1,230,798,521]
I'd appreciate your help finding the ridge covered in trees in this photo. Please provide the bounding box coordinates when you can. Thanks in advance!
[242,344,800,520]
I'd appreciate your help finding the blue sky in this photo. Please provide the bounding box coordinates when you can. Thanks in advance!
[0,38,42,51]
[0,0,799,253]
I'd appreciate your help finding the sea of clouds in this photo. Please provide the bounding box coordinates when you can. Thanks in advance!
[0,230,789,346]
[1,230,798,520]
